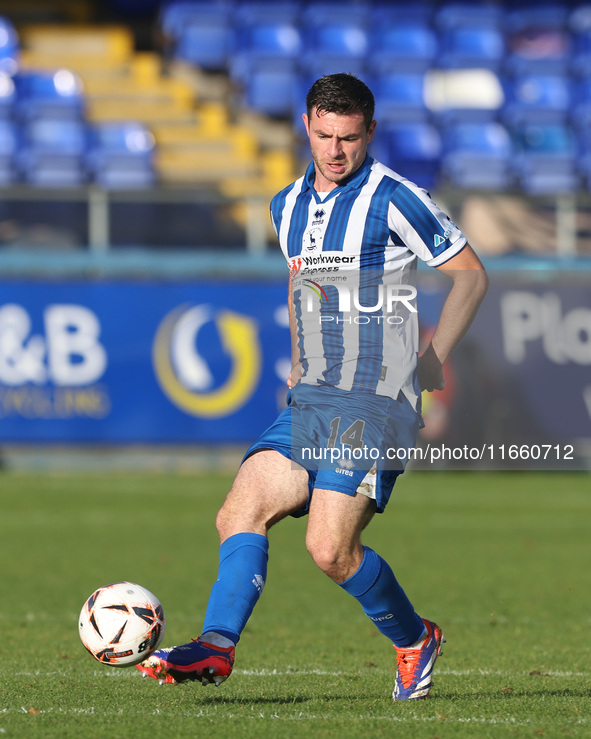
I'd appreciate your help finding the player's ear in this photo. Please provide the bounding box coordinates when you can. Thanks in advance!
[302,113,310,136]
[367,120,377,143]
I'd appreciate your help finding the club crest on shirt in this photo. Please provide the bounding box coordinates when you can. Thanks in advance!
[303,227,324,253]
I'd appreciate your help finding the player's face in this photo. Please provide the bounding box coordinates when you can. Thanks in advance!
[304,107,376,192]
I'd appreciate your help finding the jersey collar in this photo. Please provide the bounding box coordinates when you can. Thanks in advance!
[303,155,374,203]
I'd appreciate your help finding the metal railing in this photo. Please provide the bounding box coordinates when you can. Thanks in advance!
[0,184,589,264]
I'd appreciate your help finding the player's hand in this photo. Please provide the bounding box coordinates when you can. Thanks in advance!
[418,344,445,392]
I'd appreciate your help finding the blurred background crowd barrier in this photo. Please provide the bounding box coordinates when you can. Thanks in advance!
[0,0,589,470]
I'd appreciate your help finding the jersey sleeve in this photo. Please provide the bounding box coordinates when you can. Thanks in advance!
[269,206,279,238]
[387,181,467,267]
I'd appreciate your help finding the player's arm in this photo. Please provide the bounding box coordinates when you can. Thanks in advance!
[418,243,489,392]
[287,279,302,388]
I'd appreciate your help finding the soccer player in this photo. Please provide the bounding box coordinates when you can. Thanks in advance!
[138,73,488,700]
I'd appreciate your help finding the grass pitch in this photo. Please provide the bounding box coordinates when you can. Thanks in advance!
[1,469,590,738]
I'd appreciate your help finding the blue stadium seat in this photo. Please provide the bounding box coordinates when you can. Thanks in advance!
[370,2,434,25]
[301,22,369,70]
[159,1,234,41]
[504,4,569,33]
[435,2,504,30]
[171,19,233,71]
[510,121,579,193]
[17,118,89,187]
[370,122,442,192]
[298,57,367,83]
[371,72,429,123]
[0,15,19,76]
[0,72,15,119]
[437,26,505,70]
[300,0,369,24]
[13,70,85,122]
[569,4,591,75]
[228,2,303,107]
[501,73,572,125]
[161,1,235,71]
[434,3,505,72]
[233,60,299,118]
[366,24,438,74]
[232,21,301,63]
[233,1,302,24]
[86,122,156,189]
[300,3,369,75]
[0,118,17,184]
[440,121,513,190]
[572,76,591,130]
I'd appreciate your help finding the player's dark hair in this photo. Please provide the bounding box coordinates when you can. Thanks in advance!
[306,73,375,131]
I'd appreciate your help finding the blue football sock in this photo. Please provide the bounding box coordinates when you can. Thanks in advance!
[201,532,269,645]
[339,546,424,647]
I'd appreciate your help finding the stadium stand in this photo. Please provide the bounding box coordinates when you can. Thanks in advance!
[0,14,295,198]
[1,0,591,251]
[141,0,591,196]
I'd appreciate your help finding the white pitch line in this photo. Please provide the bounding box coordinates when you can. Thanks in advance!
[236,667,590,678]
[8,667,590,679]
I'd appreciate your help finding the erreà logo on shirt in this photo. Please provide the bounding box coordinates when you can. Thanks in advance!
[434,234,447,249]
[312,208,326,225]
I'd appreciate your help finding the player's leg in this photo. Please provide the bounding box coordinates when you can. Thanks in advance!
[215,448,309,541]
[138,449,309,686]
[200,449,309,645]
[305,486,444,700]
[305,487,424,645]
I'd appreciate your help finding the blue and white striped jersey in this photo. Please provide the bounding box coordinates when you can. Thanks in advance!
[270,155,467,408]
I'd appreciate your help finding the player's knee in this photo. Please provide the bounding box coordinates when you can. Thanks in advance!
[306,535,349,582]
[215,492,278,542]
[215,503,233,541]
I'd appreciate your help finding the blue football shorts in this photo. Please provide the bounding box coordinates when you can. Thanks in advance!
[243,383,422,516]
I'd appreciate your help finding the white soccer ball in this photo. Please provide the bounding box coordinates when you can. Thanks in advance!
[79,581,166,667]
